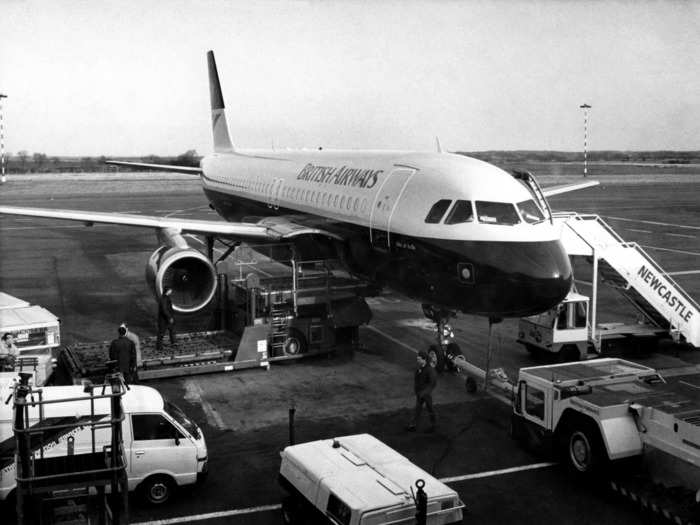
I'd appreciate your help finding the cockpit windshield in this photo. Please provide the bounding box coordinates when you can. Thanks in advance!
[444,200,474,225]
[424,199,452,224]
[475,201,520,225]
[517,199,545,224]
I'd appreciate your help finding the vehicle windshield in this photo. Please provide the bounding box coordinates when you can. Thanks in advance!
[164,399,200,439]
[475,201,520,225]
[517,199,545,224]
[444,200,474,224]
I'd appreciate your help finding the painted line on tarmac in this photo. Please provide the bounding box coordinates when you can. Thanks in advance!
[131,503,282,525]
[439,462,556,483]
[667,232,696,239]
[183,379,228,430]
[667,270,700,276]
[605,216,700,231]
[627,228,652,234]
[366,325,419,354]
[641,245,700,257]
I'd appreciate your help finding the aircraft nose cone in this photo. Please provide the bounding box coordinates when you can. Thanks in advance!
[511,240,572,315]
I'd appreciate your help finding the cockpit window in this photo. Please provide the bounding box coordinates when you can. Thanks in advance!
[517,199,545,224]
[444,200,474,225]
[424,199,452,224]
[475,201,520,225]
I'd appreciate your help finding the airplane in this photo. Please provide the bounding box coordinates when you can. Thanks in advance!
[0,51,598,333]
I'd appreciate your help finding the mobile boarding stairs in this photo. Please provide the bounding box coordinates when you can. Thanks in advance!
[555,212,700,348]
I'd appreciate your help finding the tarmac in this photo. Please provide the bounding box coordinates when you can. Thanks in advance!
[0,172,698,524]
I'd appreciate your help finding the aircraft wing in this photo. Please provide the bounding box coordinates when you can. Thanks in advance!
[541,180,599,197]
[0,205,341,241]
[106,160,202,175]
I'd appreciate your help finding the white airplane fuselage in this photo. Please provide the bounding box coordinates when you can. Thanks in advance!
[200,149,572,317]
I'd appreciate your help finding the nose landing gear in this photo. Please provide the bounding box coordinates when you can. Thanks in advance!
[421,304,461,374]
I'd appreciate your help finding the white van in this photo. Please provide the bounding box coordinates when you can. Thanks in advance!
[0,379,207,505]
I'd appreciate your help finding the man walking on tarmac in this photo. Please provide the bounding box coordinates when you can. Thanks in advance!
[156,287,176,351]
[407,350,437,432]
[109,325,137,383]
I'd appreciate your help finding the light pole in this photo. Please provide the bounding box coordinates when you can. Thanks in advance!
[580,103,591,177]
[0,93,7,184]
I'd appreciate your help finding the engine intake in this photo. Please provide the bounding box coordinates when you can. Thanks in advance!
[146,245,217,313]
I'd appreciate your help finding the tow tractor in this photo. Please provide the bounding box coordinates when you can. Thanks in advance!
[450,356,700,522]
[278,433,464,525]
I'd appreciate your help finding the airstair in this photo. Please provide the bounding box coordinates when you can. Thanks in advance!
[555,212,700,347]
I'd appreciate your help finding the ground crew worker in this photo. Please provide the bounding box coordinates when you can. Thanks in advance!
[407,350,437,432]
[109,325,136,382]
[0,333,18,371]
[120,322,142,367]
[156,287,176,351]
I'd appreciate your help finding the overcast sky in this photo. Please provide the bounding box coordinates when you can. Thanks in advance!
[1,0,699,156]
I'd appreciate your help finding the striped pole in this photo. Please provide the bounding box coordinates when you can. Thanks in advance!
[0,94,6,184]
[580,103,591,177]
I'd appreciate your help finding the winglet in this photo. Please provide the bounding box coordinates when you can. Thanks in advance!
[207,51,235,153]
[435,136,443,153]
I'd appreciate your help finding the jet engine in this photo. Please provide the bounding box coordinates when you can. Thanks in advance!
[146,231,217,313]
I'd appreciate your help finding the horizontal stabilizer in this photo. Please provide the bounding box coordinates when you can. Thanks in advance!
[542,180,599,197]
[106,160,202,175]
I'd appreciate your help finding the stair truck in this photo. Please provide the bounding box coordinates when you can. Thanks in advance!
[279,433,464,525]
[518,213,700,361]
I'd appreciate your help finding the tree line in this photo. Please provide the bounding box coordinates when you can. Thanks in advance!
[1,150,201,173]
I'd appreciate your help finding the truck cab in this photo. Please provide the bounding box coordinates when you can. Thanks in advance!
[517,291,589,361]
[279,434,464,524]
[0,292,61,385]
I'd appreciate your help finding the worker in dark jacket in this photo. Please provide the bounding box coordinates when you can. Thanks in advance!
[109,325,136,382]
[407,350,438,432]
[156,287,176,351]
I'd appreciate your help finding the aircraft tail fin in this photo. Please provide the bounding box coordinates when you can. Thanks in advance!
[207,50,235,153]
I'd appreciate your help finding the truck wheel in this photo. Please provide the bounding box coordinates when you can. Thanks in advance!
[558,345,579,363]
[281,496,305,525]
[283,329,307,356]
[562,420,606,475]
[141,475,175,505]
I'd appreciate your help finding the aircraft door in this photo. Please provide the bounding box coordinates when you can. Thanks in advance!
[369,167,416,248]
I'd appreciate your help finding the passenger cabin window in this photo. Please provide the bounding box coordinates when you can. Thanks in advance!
[425,199,452,224]
[132,414,183,441]
[444,200,474,225]
[517,199,545,224]
[475,201,520,225]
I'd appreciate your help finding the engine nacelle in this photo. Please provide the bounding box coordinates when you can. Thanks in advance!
[146,245,217,313]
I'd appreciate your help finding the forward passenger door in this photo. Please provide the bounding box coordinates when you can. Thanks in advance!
[369,167,416,248]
